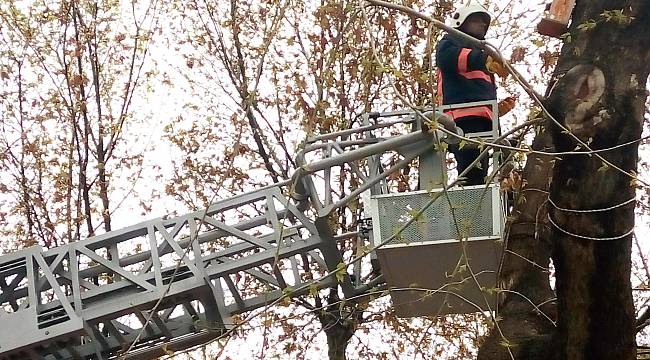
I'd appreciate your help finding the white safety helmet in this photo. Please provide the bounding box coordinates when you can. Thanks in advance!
[450,4,493,28]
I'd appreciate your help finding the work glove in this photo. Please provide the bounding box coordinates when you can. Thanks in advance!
[498,96,517,116]
[486,56,510,79]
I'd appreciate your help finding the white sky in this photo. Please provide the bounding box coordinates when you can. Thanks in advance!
[2,0,650,358]
[107,1,650,357]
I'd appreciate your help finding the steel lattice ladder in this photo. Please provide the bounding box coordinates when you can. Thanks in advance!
[0,105,504,359]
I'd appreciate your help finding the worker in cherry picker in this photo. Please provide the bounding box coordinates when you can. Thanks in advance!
[436,4,516,185]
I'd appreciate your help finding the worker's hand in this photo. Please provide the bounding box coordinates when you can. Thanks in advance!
[498,96,517,116]
[486,56,510,79]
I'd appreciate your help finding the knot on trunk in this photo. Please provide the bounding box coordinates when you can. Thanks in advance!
[560,64,607,139]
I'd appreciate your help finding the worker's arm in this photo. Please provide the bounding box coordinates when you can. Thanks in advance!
[435,39,462,72]
[465,48,489,72]
[436,39,491,80]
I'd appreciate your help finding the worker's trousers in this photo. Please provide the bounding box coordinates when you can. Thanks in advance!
[451,116,492,186]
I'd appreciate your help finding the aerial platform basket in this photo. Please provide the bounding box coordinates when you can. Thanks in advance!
[369,185,504,317]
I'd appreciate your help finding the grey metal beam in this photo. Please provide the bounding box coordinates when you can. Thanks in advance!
[0,113,444,359]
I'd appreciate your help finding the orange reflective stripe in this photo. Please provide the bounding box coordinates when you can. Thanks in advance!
[457,48,493,83]
[445,106,493,121]
[462,70,493,82]
[458,48,470,73]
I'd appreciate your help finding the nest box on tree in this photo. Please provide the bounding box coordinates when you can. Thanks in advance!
[537,0,576,38]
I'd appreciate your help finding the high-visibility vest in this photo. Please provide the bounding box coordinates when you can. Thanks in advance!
[435,34,496,122]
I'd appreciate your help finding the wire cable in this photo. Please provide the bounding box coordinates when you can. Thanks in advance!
[547,213,635,241]
[548,196,636,213]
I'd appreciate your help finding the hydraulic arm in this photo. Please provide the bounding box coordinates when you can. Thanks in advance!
[0,109,457,359]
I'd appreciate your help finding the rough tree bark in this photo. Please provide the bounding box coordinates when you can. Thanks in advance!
[478,129,558,360]
[480,1,650,359]
[547,1,650,359]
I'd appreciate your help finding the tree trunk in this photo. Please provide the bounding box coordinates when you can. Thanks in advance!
[317,289,360,360]
[546,1,650,359]
[478,129,557,360]
[481,1,650,359]
[320,312,355,360]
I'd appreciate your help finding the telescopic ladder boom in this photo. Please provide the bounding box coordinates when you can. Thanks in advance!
[0,106,503,359]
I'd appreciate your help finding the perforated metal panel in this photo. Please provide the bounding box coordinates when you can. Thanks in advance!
[370,185,502,247]
[368,185,504,316]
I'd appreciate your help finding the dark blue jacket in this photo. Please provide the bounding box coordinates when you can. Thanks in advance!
[435,34,496,121]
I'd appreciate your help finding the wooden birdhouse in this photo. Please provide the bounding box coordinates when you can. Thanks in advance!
[537,0,576,38]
